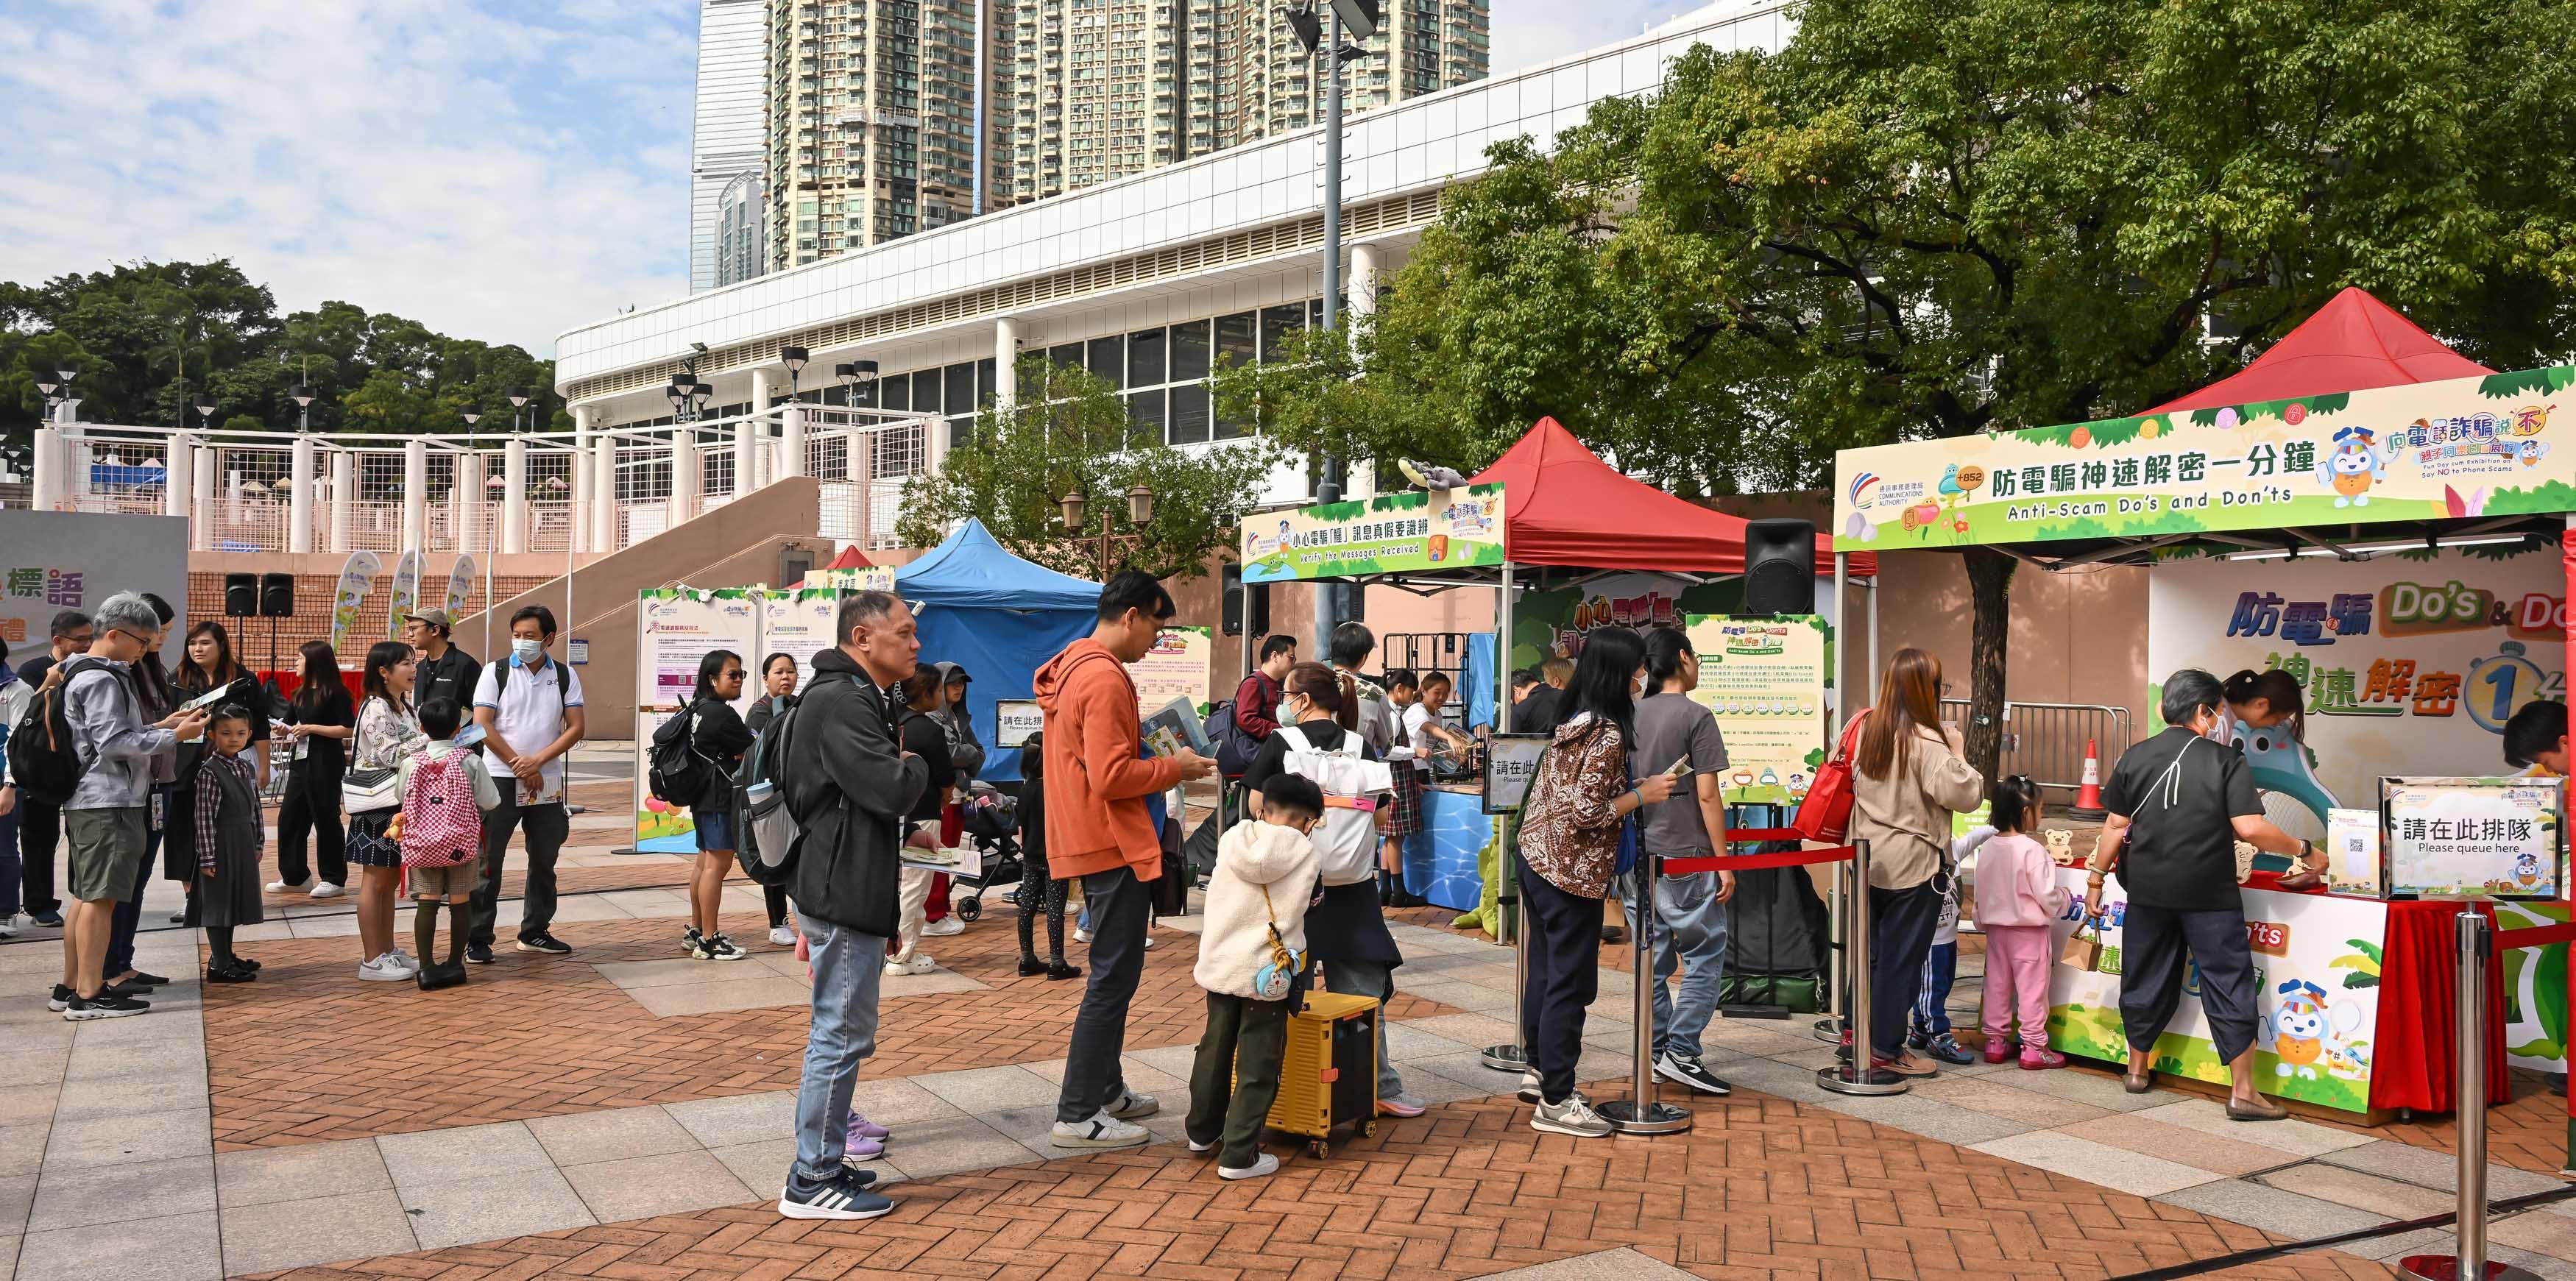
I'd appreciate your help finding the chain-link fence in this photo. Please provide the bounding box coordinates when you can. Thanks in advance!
[206,441,294,552]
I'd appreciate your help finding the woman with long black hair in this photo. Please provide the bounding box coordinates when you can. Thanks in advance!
[1512,627,1676,1138]
[684,649,756,960]
[749,651,799,944]
[347,641,428,981]
[274,641,356,898]
[1844,647,1984,1079]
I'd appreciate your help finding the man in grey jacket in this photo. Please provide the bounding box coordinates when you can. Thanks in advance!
[776,589,929,1222]
[57,593,202,1020]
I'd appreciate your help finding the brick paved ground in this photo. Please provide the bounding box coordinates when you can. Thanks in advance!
[236,1081,2399,1281]
[202,910,1457,1152]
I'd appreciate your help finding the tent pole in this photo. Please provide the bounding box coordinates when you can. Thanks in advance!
[1482,559,1529,1073]
[1820,550,1850,1043]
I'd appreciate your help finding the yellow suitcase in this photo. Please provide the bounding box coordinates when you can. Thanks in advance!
[1259,991,1381,1155]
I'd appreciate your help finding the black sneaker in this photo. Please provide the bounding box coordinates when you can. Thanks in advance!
[1653,1052,1733,1096]
[126,970,170,987]
[778,1168,891,1221]
[682,925,705,954]
[48,984,72,1012]
[32,912,64,927]
[64,993,150,1021]
[515,933,572,955]
[206,963,257,984]
[695,934,747,962]
[1921,1032,1978,1065]
[464,943,495,965]
[1599,925,1627,945]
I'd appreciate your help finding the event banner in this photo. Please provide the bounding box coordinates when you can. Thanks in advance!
[0,511,189,667]
[384,549,422,642]
[761,588,846,687]
[1833,365,2576,550]
[327,550,383,652]
[1240,483,1507,583]
[2145,545,2564,835]
[634,588,765,848]
[1128,625,1214,716]
[1683,614,1832,805]
[2047,869,2385,1114]
[812,566,896,592]
[442,553,476,620]
[1510,572,1841,690]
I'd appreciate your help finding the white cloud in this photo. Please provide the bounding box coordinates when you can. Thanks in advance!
[0,0,696,358]
[1490,0,1714,79]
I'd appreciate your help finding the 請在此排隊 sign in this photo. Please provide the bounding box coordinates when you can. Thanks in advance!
[1240,483,1507,582]
[1831,365,2576,550]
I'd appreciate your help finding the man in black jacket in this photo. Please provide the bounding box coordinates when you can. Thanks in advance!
[778,589,929,1222]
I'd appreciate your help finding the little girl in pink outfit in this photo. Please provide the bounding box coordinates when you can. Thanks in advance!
[1966,776,2071,1068]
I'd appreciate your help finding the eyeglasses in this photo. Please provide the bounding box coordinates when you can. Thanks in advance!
[1938,681,1956,698]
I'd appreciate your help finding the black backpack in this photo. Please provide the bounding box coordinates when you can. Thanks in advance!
[733,673,850,886]
[6,657,111,806]
[647,702,712,806]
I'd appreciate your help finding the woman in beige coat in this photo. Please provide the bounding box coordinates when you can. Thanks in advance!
[1845,647,1984,1078]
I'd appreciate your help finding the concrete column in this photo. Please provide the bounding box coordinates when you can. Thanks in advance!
[30,426,63,511]
[570,405,595,552]
[994,317,1022,412]
[191,447,215,551]
[500,436,528,553]
[780,404,807,478]
[849,419,875,545]
[592,431,618,551]
[732,419,757,500]
[165,432,196,521]
[288,435,316,554]
[403,439,429,550]
[68,432,91,498]
[453,453,484,550]
[926,411,949,478]
[328,449,355,553]
[670,427,701,528]
[1349,243,1383,322]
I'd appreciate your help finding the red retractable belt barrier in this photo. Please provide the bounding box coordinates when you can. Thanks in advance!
[1661,830,1858,875]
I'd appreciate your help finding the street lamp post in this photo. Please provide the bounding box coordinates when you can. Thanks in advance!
[290,384,316,433]
[194,394,220,431]
[780,346,811,404]
[835,360,879,406]
[507,386,533,435]
[1284,0,1373,648]
[1062,483,1156,578]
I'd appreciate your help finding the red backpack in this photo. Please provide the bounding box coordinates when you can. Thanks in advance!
[1791,710,1870,844]
[400,752,481,868]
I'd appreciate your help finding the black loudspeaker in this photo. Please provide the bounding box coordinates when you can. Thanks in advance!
[259,572,297,618]
[224,573,258,617]
[1221,564,1270,637]
[1743,519,1817,616]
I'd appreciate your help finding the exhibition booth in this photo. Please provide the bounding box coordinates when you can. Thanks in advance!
[1829,289,2576,1122]
[1242,416,1864,924]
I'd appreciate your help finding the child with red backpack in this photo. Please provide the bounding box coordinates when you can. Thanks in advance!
[398,698,498,989]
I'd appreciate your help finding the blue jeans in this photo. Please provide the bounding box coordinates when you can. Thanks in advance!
[1321,957,1407,1100]
[1056,865,1149,1123]
[1620,868,1730,1062]
[1914,940,1958,1037]
[790,912,889,1182]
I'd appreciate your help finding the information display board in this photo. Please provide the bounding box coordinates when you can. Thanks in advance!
[1128,625,1214,716]
[761,588,846,687]
[1683,614,1830,806]
[1240,484,1507,582]
[2382,776,2565,898]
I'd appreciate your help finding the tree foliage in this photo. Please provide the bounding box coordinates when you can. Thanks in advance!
[896,359,1279,581]
[1239,0,2576,776]
[2,258,570,461]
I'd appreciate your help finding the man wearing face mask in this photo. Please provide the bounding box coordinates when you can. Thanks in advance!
[2083,669,2324,1121]
[467,606,587,963]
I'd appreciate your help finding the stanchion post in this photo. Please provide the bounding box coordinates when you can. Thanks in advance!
[1603,855,1691,1133]
[1819,839,1906,1096]
[1482,851,1530,1071]
[2402,909,2534,1281]
[1815,855,1844,1043]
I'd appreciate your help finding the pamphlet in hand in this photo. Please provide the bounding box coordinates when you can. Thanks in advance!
[452,723,487,750]
[1140,696,1211,759]
[183,684,233,714]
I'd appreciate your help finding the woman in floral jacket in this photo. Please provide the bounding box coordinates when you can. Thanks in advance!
[1513,626,1676,1139]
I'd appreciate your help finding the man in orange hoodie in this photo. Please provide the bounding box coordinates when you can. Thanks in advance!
[1038,569,1216,1148]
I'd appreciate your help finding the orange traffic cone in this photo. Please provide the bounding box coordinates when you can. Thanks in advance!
[2070,739,2106,820]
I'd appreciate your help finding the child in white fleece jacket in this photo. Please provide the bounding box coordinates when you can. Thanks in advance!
[1184,774,1324,1181]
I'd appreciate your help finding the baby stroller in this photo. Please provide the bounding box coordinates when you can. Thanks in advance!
[949,781,1023,921]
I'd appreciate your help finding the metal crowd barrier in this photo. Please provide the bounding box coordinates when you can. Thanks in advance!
[1939,699,2131,794]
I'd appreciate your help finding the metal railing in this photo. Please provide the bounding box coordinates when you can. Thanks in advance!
[1938,699,2131,792]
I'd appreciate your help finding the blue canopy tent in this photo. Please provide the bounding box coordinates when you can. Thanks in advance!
[895,519,1099,783]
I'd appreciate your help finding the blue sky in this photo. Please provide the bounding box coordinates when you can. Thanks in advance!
[0,0,1708,358]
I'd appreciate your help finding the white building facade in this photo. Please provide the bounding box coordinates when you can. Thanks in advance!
[569,1,1792,528]
[690,0,771,294]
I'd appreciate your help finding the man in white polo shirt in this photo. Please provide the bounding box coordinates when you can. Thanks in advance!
[466,604,587,963]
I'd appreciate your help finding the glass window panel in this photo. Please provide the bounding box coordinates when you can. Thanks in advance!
[1086,336,1125,389]
[1214,311,1255,371]
[1049,343,1082,371]
[880,373,910,412]
[1128,388,1166,444]
[949,416,974,450]
[1128,327,1165,387]
[1309,297,1324,328]
[977,357,997,406]
[1168,383,1211,444]
[944,363,974,414]
[1016,352,1046,402]
[1261,304,1305,360]
[1170,319,1211,381]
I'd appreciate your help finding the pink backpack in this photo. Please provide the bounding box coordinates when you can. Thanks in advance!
[400,752,481,868]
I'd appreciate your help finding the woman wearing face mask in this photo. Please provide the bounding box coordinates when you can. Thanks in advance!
[2083,669,2325,1119]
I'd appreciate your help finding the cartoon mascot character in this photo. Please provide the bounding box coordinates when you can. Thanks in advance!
[2264,979,2361,1082]
[2315,427,2392,508]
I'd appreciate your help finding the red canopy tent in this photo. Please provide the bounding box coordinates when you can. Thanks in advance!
[2146,286,2494,415]
[818,545,875,570]
[1469,415,1867,576]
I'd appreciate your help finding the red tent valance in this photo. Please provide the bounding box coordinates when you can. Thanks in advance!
[2146,287,2494,416]
[1468,416,1866,576]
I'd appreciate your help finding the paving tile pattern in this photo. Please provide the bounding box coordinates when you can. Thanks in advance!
[233,1079,2400,1281]
[202,911,1455,1152]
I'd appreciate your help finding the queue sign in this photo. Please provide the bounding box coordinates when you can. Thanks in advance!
[2380,776,2566,899]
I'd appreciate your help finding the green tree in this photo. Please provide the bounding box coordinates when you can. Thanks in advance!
[1241,0,2576,779]
[899,358,1279,580]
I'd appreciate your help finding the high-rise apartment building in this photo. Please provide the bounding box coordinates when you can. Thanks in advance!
[689,0,769,293]
[765,0,1008,272]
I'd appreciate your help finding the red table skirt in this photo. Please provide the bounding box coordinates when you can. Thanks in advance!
[2369,897,2512,1113]
[256,667,364,702]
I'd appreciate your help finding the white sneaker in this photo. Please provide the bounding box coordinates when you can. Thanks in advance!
[389,948,418,973]
[1074,927,1094,944]
[266,878,308,894]
[0,917,18,939]
[357,954,408,982]
[1142,934,1156,950]
[309,882,344,899]
[1050,1111,1150,1149]
[1531,1093,1613,1139]
[768,926,796,946]
[1517,1070,1541,1103]
[883,954,938,976]
[1219,1152,1281,1180]
[923,916,964,937]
